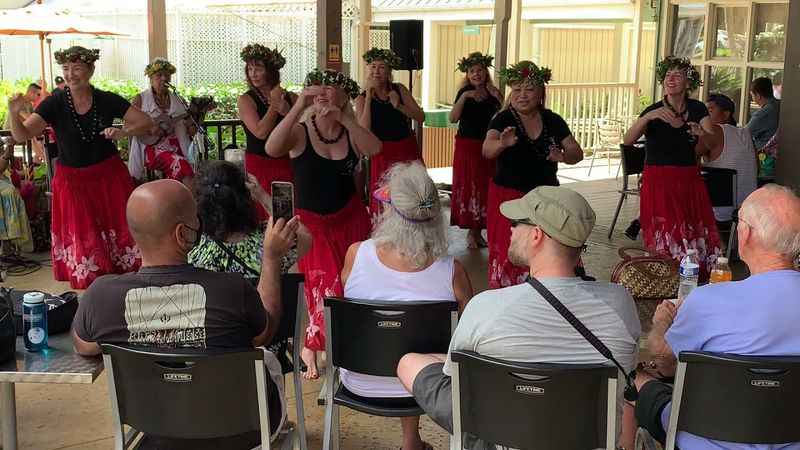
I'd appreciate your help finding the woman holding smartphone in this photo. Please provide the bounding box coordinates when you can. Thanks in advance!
[266,69,382,379]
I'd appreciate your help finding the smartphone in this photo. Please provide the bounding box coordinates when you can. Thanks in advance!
[271,181,295,222]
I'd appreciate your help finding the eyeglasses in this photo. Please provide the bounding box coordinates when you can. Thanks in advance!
[510,219,536,228]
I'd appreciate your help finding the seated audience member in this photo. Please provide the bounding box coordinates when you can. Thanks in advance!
[340,161,473,450]
[0,142,33,252]
[700,94,758,222]
[188,160,311,279]
[397,185,640,448]
[71,179,299,450]
[746,77,780,150]
[633,184,800,449]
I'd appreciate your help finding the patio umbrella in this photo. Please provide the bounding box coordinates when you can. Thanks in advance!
[0,1,124,89]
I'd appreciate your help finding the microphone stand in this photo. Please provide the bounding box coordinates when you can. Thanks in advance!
[166,82,209,163]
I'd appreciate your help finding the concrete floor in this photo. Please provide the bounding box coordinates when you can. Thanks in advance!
[1,171,668,450]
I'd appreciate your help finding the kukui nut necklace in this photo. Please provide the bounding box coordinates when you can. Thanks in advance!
[311,114,345,144]
[65,86,100,144]
[664,96,688,122]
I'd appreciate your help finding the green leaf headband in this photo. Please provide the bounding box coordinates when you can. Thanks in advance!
[54,46,100,65]
[240,44,286,70]
[144,58,176,77]
[304,69,361,99]
[362,47,402,70]
[498,61,552,86]
[655,56,703,91]
[457,52,494,73]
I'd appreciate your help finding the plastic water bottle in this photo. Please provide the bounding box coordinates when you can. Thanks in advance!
[676,249,699,305]
[709,257,733,284]
[23,292,48,352]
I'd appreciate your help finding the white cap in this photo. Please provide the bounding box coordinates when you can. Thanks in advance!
[717,257,729,264]
[22,292,45,304]
[686,249,697,255]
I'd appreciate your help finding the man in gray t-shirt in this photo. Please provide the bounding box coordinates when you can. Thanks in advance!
[397,186,640,448]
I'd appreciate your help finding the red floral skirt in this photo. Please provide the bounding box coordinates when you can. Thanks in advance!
[369,135,422,215]
[246,152,294,221]
[296,195,371,351]
[640,165,722,280]
[51,155,141,289]
[451,136,494,229]
[487,182,529,289]
[144,137,194,181]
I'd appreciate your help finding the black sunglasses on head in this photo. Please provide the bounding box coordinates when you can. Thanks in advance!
[510,218,536,228]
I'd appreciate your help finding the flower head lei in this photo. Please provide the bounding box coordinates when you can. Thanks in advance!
[54,46,100,65]
[499,60,552,86]
[362,47,402,70]
[240,44,286,70]
[655,56,702,91]
[304,69,361,99]
[144,57,176,77]
[457,52,494,73]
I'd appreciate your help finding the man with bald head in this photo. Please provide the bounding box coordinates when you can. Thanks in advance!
[71,179,298,448]
[632,185,800,449]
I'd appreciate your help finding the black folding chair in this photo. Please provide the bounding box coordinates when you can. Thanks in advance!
[101,344,296,450]
[276,273,309,450]
[321,297,458,450]
[450,350,619,450]
[608,143,645,239]
[665,351,800,450]
[700,166,738,259]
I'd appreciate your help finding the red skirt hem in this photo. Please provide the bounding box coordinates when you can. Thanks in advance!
[487,182,528,289]
[296,195,371,351]
[450,136,494,229]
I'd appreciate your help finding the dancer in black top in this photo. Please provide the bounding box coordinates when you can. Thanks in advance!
[482,61,583,288]
[237,44,297,218]
[267,69,381,380]
[355,48,425,215]
[7,46,153,289]
[449,52,503,249]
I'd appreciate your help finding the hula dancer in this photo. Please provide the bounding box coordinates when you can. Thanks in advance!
[355,48,425,215]
[623,56,722,279]
[7,46,153,288]
[483,61,583,288]
[267,69,381,379]
[128,58,194,184]
[449,52,503,249]
[238,44,297,219]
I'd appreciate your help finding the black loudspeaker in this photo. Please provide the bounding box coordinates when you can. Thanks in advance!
[390,20,423,71]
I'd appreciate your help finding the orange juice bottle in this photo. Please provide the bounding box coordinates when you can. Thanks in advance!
[709,257,733,283]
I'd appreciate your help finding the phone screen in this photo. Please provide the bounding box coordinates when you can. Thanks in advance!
[271,181,295,221]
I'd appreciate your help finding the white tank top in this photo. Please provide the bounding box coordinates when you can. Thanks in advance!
[340,239,456,398]
[704,124,758,221]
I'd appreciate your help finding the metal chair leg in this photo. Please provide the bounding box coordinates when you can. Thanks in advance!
[608,192,627,239]
[588,151,597,176]
[727,222,737,260]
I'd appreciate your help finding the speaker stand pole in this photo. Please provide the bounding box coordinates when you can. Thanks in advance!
[408,69,424,157]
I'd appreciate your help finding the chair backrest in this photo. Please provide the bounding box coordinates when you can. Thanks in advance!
[274,273,304,343]
[669,351,800,446]
[101,344,267,440]
[324,297,457,377]
[619,143,645,177]
[451,350,618,450]
[700,166,737,209]
[598,119,622,147]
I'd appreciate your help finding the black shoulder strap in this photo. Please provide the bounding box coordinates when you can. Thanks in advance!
[526,276,639,401]
[211,238,261,278]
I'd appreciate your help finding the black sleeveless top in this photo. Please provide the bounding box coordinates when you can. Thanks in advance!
[242,89,291,157]
[454,86,501,140]
[488,109,572,193]
[640,98,709,167]
[362,84,412,142]
[292,123,359,215]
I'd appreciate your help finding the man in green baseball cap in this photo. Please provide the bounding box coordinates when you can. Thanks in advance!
[397,185,640,447]
[500,185,596,271]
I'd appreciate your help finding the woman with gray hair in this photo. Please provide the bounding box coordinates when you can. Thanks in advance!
[340,161,473,450]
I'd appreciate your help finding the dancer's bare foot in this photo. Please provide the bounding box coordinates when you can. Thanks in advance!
[466,229,487,249]
[301,347,319,380]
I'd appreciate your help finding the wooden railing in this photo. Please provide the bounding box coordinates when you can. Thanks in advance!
[546,82,639,150]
